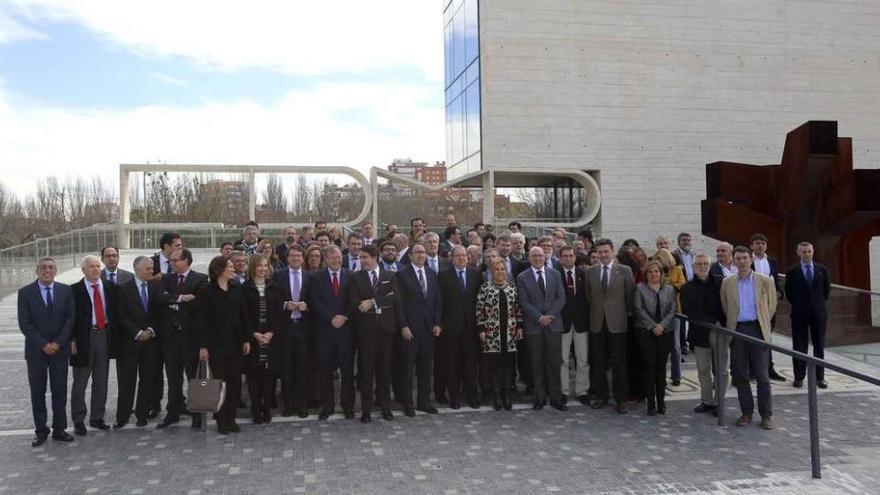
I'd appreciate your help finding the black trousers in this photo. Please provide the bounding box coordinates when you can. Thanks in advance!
[636,330,672,403]
[792,316,827,381]
[245,351,276,415]
[209,353,243,426]
[151,343,164,412]
[489,351,515,394]
[317,326,355,415]
[515,338,532,389]
[116,339,158,423]
[396,329,434,407]
[357,328,394,413]
[26,351,69,436]
[526,329,563,404]
[589,325,629,405]
[444,331,479,404]
[281,320,308,412]
[162,331,197,418]
[432,334,446,400]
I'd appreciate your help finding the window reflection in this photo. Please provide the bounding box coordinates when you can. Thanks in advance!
[444,0,481,178]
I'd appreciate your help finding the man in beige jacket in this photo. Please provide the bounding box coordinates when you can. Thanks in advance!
[720,246,778,430]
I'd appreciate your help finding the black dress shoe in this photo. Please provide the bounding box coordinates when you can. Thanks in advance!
[468,400,480,409]
[532,402,544,411]
[318,412,331,421]
[32,435,48,447]
[112,422,128,430]
[89,420,110,430]
[230,422,241,433]
[297,410,309,419]
[136,418,148,427]
[381,410,393,421]
[560,394,568,405]
[281,408,294,417]
[191,415,202,429]
[577,395,590,406]
[671,380,681,387]
[768,368,786,382]
[793,379,803,388]
[360,413,372,423]
[817,380,828,389]
[263,410,272,424]
[502,394,512,411]
[344,411,355,420]
[146,409,159,419]
[417,405,438,415]
[550,402,567,412]
[590,399,606,410]
[157,416,179,428]
[73,422,87,436]
[402,406,416,417]
[52,431,74,442]
[449,401,461,410]
[693,403,714,414]
[493,394,502,411]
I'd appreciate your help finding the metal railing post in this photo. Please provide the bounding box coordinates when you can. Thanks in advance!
[808,362,821,479]
[714,330,725,426]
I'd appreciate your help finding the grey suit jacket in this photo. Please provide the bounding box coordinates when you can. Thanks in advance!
[584,262,635,334]
[103,268,134,285]
[515,266,566,335]
[632,283,676,333]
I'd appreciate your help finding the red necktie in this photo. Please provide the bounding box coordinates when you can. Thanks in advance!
[566,271,575,296]
[91,283,106,329]
[332,271,340,297]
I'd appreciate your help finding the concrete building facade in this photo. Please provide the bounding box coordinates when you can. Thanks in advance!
[444,0,880,244]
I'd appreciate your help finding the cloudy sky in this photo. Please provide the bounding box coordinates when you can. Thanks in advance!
[0,1,446,194]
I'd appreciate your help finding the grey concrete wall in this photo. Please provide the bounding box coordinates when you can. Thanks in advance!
[478,0,880,246]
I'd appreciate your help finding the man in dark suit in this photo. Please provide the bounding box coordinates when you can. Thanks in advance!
[437,245,482,408]
[115,256,163,428]
[750,234,787,382]
[378,240,401,272]
[307,245,356,420]
[70,255,119,435]
[348,244,404,423]
[422,232,450,275]
[100,245,134,285]
[516,246,568,411]
[394,243,442,416]
[361,221,377,247]
[275,226,300,266]
[558,246,590,405]
[272,244,312,417]
[785,241,831,389]
[19,257,76,446]
[149,232,182,418]
[497,233,526,277]
[342,233,363,271]
[584,239,636,413]
[709,242,736,286]
[156,248,208,428]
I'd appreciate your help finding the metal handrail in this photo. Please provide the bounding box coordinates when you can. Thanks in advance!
[777,273,880,297]
[675,313,880,479]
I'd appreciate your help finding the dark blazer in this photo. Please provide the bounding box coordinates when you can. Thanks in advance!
[785,262,831,321]
[273,267,313,321]
[516,266,567,335]
[752,255,784,294]
[102,268,134,286]
[70,278,121,366]
[680,276,724,348]
[195,282,249,356]
[117,278,164,355]
[241,278,284,374]
[396,264,442,334]
[308,268,355,331]
[17,281,75,360]
[708,261,734,287]
[341,252,361,271]
[348,269,404,333]
[424,256,450,275]
[151,253,172,277]
[157,270,209,345]
[559,266,588,333]
[438,266,482,336]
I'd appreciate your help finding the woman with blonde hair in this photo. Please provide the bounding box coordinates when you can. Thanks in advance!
[327,226,343,247]
[654,248,687,386]
[258,239,285,271]
[632,260,677,415]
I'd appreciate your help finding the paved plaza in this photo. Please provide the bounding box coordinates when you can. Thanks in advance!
[1,253,879,494]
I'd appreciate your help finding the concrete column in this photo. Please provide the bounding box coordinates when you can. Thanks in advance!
[118,168,130,249]
[481,170,495,223]
[370,168,379,230]
[248,170,257,221]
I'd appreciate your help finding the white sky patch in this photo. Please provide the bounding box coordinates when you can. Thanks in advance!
[0,81,445,194]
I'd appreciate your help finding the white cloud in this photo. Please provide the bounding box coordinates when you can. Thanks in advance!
[0,7,45,43]
[0,81,445,194]
[6,0,444,82]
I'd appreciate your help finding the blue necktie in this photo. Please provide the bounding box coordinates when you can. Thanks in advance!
[45,286,54,310]
[139,282,148,312]
[459,270,467,293]
[805,264,813,283]
[108,272,116,285]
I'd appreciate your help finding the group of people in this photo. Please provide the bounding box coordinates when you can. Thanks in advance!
[18,215,831,445]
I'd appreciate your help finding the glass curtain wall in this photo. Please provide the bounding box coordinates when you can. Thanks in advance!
[444,0,481,179]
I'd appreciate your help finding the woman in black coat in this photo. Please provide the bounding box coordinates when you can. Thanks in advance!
[241,254,284,424]
[197,256,251,434]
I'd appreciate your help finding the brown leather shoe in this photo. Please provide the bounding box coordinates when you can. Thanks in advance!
[736,414,752,427]
[760,416,774,430]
